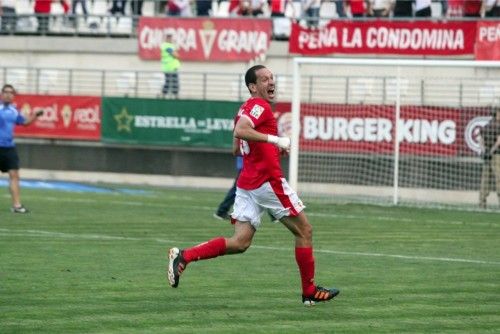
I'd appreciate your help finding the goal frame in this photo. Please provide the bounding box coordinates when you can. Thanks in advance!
[290,57,500,205]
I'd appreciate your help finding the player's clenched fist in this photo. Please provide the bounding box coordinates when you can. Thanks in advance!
[267,135,291,150]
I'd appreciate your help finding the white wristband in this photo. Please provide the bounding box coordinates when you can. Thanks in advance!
[267,135,279,144]
[268,135,290,150]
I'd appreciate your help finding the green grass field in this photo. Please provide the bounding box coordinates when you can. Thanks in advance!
[1,185,499,333]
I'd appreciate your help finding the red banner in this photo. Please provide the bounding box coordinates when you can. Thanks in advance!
[274,103,491,157]
[138,17,272,61]
[289,20,477,56]
[474,21,500,60]
[14,95,101,141]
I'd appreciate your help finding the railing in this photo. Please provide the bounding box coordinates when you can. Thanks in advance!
[3,66,500,107]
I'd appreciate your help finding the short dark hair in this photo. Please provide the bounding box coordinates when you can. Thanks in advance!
[2,84,15,94]
[245,65,266,93]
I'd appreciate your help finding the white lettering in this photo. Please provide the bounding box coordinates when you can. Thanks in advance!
[302,116,455,145]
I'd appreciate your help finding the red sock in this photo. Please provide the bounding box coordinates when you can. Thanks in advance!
[295,247,316,296]
[183,237,227,264]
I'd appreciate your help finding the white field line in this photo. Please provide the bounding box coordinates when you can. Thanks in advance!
[0,228,499,266]
[6,194,499,228]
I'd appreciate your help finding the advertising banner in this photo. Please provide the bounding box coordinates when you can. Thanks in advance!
[474,21,500,60]
[289,20,478,56]
[101,97,239,148]
[138,17,272,61]
[14,95,101,141]
[274,103,491,157]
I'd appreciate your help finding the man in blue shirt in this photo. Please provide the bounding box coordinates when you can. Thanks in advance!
[0,84,43,213]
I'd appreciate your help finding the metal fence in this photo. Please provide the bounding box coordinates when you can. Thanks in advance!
[3,66,500,107]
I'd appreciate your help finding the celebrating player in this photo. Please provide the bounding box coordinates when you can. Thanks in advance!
[0,84,44,213]
[167,65,340,306]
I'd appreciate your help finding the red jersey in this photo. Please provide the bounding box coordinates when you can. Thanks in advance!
[235,97,283,190]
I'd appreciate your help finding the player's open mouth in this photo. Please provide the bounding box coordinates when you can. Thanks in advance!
[268,89,275,96]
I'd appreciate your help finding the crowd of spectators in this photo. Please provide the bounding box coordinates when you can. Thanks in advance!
[0,0,498,35]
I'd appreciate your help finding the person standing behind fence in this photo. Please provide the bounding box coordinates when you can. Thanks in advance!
[479,107,500,209]
[301,0,321,27]
[167,0,193,16]
[484,0,500,16]
[196,0,211,16]
[130,0,143,30]
[0,84,44,213]
[34,0,70,35]
[161,32,180,99]
[110,0,127,15]
[0,0,17,34]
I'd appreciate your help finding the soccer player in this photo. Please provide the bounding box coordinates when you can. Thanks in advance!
[0,84,43,213]
[168,65,340,306]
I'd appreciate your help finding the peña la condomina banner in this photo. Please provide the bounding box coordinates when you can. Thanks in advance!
[289,20,481,57]
[101,97,240,148]
[138,17,272,61]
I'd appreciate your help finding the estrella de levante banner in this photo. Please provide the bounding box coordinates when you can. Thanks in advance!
[14,95,101,140]
[101,97,239,148]
[289,20,479,56]
[138,17,272,61]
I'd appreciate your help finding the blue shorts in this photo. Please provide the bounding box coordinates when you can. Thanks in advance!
[0,147,20,173]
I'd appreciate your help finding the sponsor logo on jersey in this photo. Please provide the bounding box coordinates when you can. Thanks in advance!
[250,105,264,119]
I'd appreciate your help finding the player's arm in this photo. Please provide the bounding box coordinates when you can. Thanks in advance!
[234,115,290,150]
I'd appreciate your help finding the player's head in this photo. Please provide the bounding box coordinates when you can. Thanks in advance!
[164,31,174,42]
[1,84,16,104]
[245,65,275,102]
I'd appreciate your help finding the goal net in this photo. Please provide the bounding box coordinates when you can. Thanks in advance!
[286,58,500,208]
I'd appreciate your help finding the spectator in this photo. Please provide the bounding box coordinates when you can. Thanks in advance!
[161,32,180,98]
[270,0,294,17]
[248,0,267,16]
[196,0,212,15]
[228,0,242,16]
[34,0,70,35]
[483,0,500,16]
[131,0,143,16]
[368,0,392,17]
[479,107,500,209]
[69,0,88,27]
[463,0,482,16]
[393,0,414,17]
[167,0,193,16]
[301,0,321,27]
[414,0,431,16]
[446,0,464,16]
[0,84,44,213]
[110,0,127,15]
[130,0,143,30]
[335,0,346,17]
[1,0,17,34]
[345,0,367,17]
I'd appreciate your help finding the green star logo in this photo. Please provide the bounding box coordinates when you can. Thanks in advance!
[114,108,134,133]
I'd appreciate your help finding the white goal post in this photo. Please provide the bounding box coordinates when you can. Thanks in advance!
[289,58,500,208]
